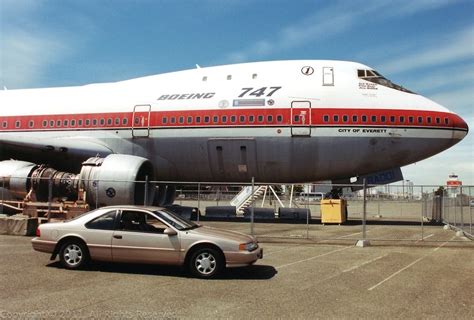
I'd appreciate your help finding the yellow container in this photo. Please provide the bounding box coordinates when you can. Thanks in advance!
[321,199,347,224]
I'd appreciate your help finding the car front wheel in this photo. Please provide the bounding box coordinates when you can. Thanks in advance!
[59,241,89,270]
[189,247,223,279]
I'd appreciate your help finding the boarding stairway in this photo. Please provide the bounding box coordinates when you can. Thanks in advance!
[230,185,284,215]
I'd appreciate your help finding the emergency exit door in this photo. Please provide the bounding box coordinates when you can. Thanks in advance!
[291,101,311,136]
[132,104,151,138]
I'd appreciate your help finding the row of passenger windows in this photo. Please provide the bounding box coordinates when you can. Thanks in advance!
[3,117,130,129]
[162,114,284,125]
[322,114,450,125]
[3,114,451,129]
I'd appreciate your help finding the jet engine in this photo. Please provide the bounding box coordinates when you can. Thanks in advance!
[0,154,155,207]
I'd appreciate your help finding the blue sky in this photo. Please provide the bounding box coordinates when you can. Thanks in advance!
[1,0,473,186]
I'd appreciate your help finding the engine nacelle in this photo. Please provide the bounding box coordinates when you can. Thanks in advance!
[0,154,156,207]
[79,154,155,206]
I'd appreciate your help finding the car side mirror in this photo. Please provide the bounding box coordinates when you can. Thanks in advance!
[164,228,177,236]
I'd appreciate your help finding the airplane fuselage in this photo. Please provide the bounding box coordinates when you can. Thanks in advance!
[0,60,468,184]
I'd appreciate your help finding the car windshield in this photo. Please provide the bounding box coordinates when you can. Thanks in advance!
[154,209,199,231]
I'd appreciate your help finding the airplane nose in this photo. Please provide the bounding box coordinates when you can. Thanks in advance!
[451,113,469,140]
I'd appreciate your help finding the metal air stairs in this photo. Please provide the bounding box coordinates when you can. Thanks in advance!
[230,185,284,215]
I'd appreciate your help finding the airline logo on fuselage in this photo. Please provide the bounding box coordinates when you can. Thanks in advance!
[157,92,215,100]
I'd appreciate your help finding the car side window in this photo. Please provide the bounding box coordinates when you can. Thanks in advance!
[85,210,117,230]
[119,211,167,233]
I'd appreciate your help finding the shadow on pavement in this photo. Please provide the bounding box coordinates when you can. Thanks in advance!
[46,261,277,280]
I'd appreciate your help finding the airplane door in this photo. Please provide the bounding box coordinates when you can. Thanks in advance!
[291,101,311,136]
[132,105,151,138]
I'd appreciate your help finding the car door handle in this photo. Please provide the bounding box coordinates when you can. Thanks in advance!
[113,235,122,239]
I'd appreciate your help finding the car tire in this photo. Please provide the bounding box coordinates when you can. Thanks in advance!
[59,240,89,270]
[188,247,223,279]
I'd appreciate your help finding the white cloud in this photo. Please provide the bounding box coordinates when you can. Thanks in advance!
[0,30,70,88]
[378,26,474,74]
[219,0,462,64]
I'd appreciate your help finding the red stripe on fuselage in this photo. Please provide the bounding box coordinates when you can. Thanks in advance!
[0,108,467,132]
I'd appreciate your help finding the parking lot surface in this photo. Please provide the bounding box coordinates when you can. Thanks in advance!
[0,223,473,319]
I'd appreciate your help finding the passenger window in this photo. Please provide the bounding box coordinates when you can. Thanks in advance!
[122,118,127,125]
[119,211,166,233]
[187,116,193,124]
[249,115,255,123]
[231,116,237,123]
[418,116,423,124]
[361,115,367,123]
[352,115,358,122]
[107,118,112,126]
[204,116,210,123]
[427,117,432,124]
[170,117,176,124]
[408,116,414,124]
[239,115,246,123]
[267,115,273,123]
[258,115,264,122]
[333,115,339,122]
[2,121,7,128]
[86,211,117,230]
[179,116,184,124]
[71,120,76,127]
[50,120,55,127]
[86,119,91,126]
[63,120,68,127]
[390,116,395,123]
[444,117,449,125]
[213,116,218,123]
[221,116,227,123]
[42,120,47,128]
[436,117,440,124]
[92,119,98,126]
[381,116,386,123]
[277,115,283,123]
[100,118,105,126]
[294,115,300,122]
[78,119,83,126]
[28,120,34,128]
[399,116,405,123]
[115,118,120,125]
[323,115,329,122]
[342,115,349,122]
[56,120,61,127]
[371,115,377,123]
[15,120,21,128]
[196,116,201,123]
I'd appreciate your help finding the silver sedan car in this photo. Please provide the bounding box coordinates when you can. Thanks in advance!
[32,206,263,278]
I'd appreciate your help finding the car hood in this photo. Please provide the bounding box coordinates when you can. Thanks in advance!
[189,226,255,243]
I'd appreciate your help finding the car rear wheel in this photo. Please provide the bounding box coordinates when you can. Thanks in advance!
[59,241,89,270]
[189,247,223,279]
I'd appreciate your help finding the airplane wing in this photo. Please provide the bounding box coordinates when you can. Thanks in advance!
[0,135,114,171]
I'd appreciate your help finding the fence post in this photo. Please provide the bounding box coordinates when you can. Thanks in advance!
[197,183,201,223]
[250,177,255,237]
[144,175,149,205]
[420,186,424,241]
[356,178,370,247]
[47,177,53,221]
[1,177,4,214]
[460,185,464,232]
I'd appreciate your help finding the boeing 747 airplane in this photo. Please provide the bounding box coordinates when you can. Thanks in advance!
[0,60,468,206]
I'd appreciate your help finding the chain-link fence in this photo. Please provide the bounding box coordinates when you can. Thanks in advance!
[1,177,472,240]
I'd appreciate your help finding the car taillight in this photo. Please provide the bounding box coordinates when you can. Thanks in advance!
[36,227,41,237]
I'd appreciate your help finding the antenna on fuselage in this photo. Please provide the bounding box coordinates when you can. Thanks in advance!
[3,86,7,90]
[195,64,201,69]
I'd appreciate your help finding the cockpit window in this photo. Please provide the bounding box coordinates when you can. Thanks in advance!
[357,69,415,94]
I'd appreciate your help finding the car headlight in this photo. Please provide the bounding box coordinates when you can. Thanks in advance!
[239,242,258,251]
